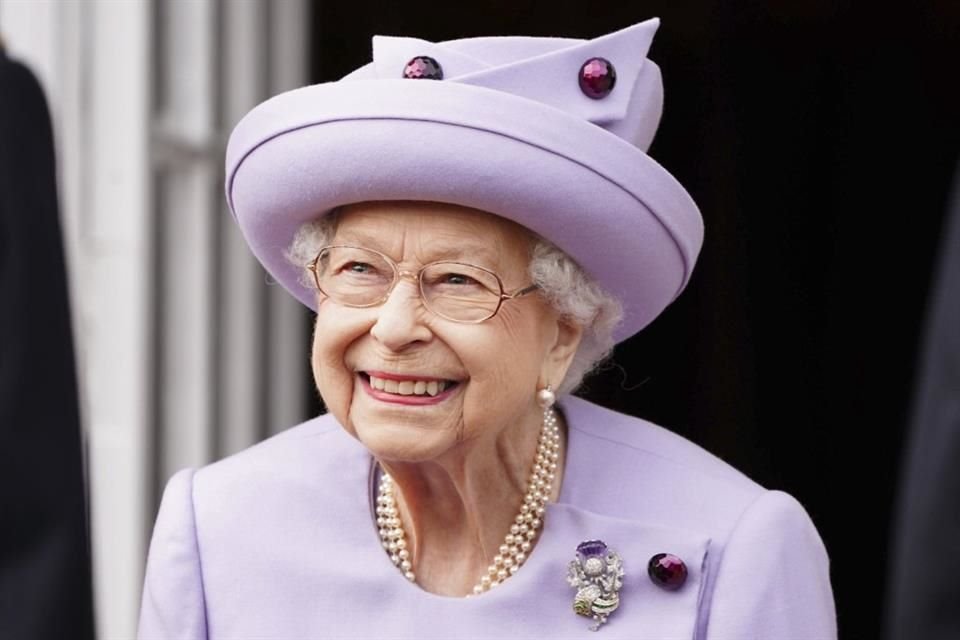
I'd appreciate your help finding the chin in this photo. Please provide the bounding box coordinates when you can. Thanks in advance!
[347,393,465,462]
[353,419,461,464]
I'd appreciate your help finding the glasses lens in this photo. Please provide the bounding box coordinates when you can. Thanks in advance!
[421,262,503,322]
[315,247,394,306]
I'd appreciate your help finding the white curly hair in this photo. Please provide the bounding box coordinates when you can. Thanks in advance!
[286,207,622,395]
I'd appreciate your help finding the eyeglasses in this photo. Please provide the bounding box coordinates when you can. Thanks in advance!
[306,245,539,323]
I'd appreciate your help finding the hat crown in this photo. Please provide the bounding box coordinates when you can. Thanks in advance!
[345,19,664,152]
[225,17,703,344]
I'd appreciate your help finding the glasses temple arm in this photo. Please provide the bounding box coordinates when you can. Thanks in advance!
[502,283,540,300]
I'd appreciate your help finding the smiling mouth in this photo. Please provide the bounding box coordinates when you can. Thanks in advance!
[359,372,461,398]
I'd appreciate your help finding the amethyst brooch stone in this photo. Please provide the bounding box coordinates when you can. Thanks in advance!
[567,540,625,630]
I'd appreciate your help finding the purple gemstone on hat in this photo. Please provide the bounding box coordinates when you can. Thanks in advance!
[648,553,688,590]
[576,540,608,561]
[403,56,443,80]
[578,57,616,99]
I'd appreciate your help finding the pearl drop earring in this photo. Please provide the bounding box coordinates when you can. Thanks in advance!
[537,385,556,409]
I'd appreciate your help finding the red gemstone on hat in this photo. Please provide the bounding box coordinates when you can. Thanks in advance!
[578,57,616,99]
[403,56,443,80]
[648,553,687,590]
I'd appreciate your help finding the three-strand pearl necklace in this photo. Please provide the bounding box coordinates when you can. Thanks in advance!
[375,406,561,596]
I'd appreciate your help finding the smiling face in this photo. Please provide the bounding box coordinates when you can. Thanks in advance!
[310,201,581,464]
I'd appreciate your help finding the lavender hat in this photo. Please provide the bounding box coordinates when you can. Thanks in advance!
[225,18,703,343]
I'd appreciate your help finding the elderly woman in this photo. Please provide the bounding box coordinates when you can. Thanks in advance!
[138,18,836,639]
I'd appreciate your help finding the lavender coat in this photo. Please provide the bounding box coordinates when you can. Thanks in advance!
[138,395,837,639]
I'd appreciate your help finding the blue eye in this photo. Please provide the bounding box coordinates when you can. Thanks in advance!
[334,261,388,282]
[442,273,478,285]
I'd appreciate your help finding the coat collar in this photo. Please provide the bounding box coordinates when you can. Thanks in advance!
[335,397,713,636]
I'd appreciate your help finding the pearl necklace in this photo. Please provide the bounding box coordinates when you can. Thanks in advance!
[375,406,561,596]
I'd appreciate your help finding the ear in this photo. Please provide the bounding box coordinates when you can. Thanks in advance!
[539,315,584,390]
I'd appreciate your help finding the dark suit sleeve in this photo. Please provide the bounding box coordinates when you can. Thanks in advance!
[0,49,95,640]
[886,166,960,640]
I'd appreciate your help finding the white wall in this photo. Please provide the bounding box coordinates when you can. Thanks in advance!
[0,1,310,637]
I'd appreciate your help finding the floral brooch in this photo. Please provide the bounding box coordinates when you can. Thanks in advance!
[567,540,625,630]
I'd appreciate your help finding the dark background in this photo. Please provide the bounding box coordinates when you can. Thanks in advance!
[0,50,94,639]
[310,2,960,639]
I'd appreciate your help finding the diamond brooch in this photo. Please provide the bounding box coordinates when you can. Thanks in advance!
[567,540,624,630]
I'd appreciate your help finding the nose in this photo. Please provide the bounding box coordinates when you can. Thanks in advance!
[369,277,433,351]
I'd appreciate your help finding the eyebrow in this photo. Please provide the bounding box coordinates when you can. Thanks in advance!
[422,242,500,265]
[334,232,502,267]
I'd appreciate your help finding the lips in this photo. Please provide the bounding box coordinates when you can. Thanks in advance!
[368,374,450,396]
[359,371,461,402]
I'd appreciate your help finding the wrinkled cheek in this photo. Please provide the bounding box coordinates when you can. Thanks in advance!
[460,369,525,438]
[310,341,354,426]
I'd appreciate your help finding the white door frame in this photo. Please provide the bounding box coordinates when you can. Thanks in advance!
[0,1,310,636]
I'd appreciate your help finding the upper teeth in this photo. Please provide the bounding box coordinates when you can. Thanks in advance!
[369,375,449,396]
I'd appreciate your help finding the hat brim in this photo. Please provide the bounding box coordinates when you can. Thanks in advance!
[226,79,702,343]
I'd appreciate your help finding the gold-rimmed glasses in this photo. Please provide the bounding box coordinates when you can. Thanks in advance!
[306,245,539,323]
